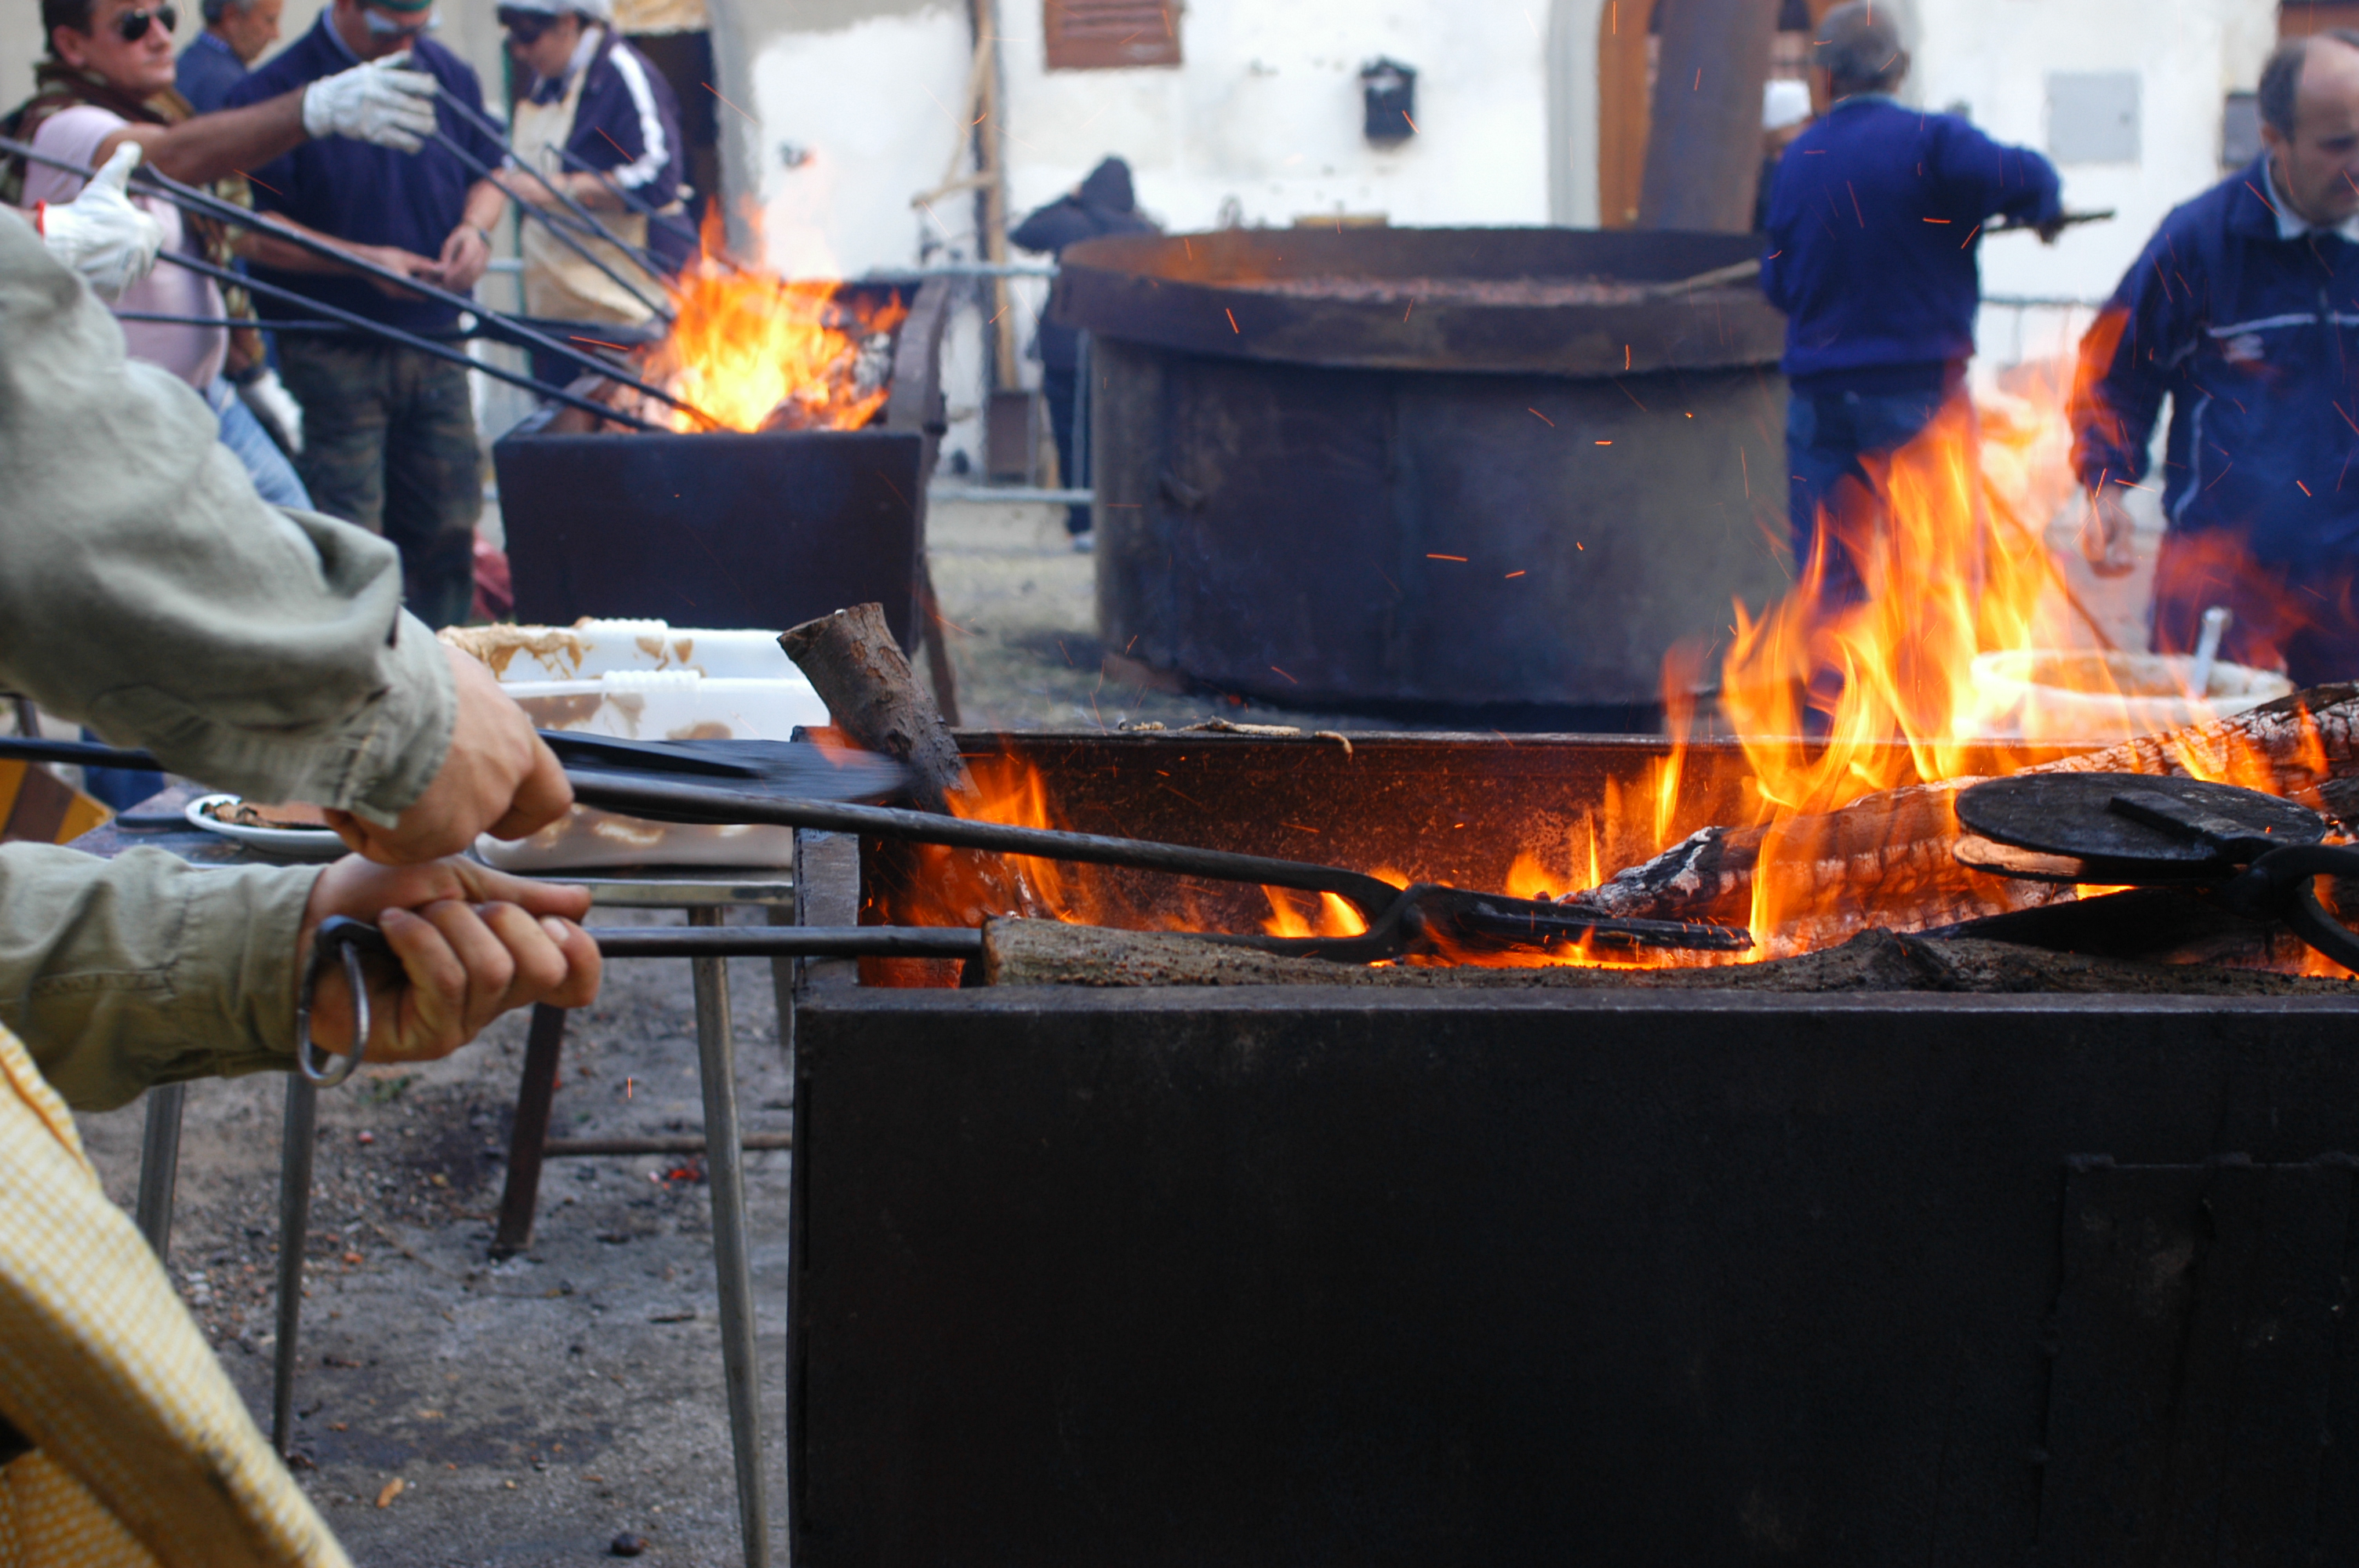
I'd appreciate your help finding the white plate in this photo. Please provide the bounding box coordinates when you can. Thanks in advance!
[184,795,347,860]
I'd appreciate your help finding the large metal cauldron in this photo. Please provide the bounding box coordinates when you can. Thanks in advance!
[784,732,2359,1565]
[491,278,950,644]
[1058,229,1790,722]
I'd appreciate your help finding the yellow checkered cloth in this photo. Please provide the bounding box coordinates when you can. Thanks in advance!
[0,1021,347,1567]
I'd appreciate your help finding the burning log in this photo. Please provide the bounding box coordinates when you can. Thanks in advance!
[781,603,1019,980]
[1568,684,2359,953]
[982,919,2352,996]
[780,603,970,815]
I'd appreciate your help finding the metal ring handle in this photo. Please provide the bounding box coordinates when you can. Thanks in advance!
[295,916,389,1088]
[2234,845,2359,975]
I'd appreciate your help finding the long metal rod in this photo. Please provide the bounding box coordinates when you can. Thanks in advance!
[271,1073,317,1456]
[0,133,714,427]
[134,1082,186,1261]
[689,907,772,1567]
[563,772,1409,916]
[150,244,670,433]
[426,128,676,322]
[0,728,1403,920]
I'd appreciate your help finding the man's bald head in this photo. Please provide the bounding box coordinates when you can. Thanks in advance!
[2259,31,2359,226]
[1815,1,1909,100]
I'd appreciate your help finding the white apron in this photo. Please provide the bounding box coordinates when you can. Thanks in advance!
[511,60,662,328]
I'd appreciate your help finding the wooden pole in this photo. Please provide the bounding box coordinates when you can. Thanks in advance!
[1636,0,1779,232]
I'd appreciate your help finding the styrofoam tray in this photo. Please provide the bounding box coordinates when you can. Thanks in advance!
[444,619,798,683]
[474,665,831,872]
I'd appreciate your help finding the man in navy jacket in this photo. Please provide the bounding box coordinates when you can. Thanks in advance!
[1761,1,2062,614]
[2072,31,2359,685]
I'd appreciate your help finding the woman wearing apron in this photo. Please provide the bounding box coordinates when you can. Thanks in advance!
[494,0,687,386]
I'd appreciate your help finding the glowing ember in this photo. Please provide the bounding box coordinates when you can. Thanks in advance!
[642,212,908,434]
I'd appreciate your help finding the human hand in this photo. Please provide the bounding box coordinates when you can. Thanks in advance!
[302,49,441,153]
[2037,216,2067,245]
[322,644,572,864]
[431,220,491,292]
[37,142,163,301]
[350,241,442,299]
[299,856,601,1064]
[2079,484,2139,578]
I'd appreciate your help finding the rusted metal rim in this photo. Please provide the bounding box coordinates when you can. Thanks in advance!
[1055,226,1784,376]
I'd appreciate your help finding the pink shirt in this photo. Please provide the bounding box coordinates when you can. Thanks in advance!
[24,105,228,389]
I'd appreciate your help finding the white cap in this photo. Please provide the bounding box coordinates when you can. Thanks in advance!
[1764,78,1812,132]
[500,0,612,23]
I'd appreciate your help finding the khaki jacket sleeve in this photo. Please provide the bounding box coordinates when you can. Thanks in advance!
[0,210,453,827]
[0,844,318,1112]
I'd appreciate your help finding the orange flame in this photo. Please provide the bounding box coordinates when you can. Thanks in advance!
[645,212,908,434]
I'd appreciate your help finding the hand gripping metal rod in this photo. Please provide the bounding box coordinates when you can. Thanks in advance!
[433,82,710,259]
[424,128,676,322]
[0,133,716,428]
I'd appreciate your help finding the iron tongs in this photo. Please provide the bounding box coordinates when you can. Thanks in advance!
[561,771,1752,964]
[1953,772,2359,973]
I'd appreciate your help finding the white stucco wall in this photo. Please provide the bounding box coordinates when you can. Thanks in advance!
[995,0,1553,237]
[744,4,972,274]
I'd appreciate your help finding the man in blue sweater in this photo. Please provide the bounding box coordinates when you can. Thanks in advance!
[1761,1,2063,614]
[225,0,508,629]
[2071,31,2359,686]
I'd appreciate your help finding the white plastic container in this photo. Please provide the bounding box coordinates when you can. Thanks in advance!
[458,626,830,872]
[1965,650,2294,742]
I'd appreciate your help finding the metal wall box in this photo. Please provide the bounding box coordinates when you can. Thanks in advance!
[2049,71,2143,165]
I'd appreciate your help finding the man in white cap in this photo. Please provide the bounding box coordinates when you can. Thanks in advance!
[495,0,687,379]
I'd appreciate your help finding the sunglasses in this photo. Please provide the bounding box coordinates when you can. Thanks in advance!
[111,3,176,42]
[496,9,554,42]
[360,5,436,36]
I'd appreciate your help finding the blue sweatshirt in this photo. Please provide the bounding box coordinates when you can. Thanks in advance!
[2071,158,2359,569]
[225,13,503,335]
[1761,96,2062,391]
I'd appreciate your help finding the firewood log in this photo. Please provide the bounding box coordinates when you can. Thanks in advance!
[1565,684,2359,953]
[780,603,971,815]
[779,602,1020,981]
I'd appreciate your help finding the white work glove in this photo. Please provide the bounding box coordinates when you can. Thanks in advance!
[37,142,163,302]
[302,50,440,153]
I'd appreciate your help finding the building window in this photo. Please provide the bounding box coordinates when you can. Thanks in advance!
[1045,0,1181,71]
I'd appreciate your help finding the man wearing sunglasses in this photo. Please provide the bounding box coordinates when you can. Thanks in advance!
[494,0,686,382]
[224,0,511,629]
[4,0,441,510]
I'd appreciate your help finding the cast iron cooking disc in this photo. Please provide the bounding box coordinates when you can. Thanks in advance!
[1954,772,2326,877]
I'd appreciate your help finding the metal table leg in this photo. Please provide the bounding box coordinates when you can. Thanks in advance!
[272,1073,317,1456]
[690,907,770,1566]
[134,1081,187,1260]
[493,1003,569,1258]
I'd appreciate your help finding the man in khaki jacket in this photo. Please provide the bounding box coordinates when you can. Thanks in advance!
[0,196,605,1563]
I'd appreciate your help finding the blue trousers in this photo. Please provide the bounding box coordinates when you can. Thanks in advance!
[207,376,312,511]
[1786,371,1967,611]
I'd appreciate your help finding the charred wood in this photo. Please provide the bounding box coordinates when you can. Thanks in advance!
[1565,684,2359,950]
